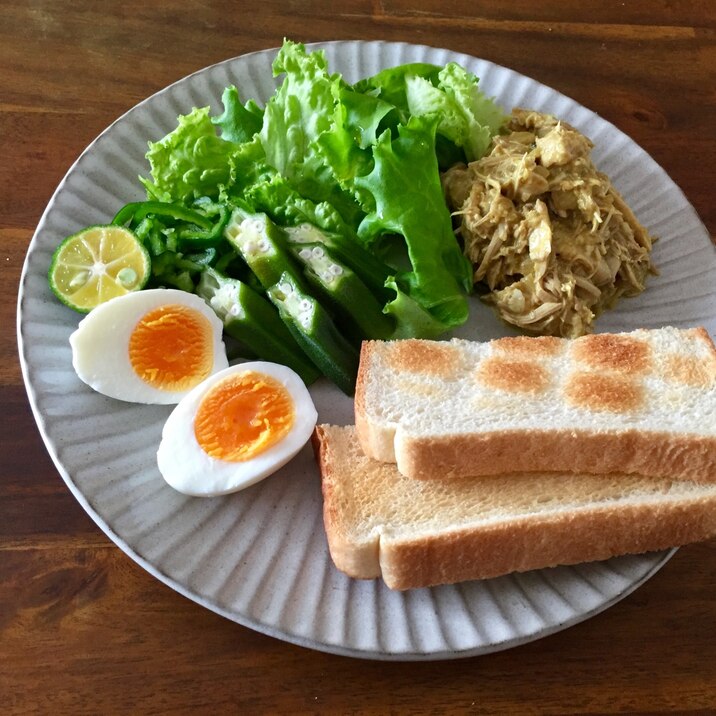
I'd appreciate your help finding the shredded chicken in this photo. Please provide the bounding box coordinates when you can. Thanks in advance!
[442,108,656,338]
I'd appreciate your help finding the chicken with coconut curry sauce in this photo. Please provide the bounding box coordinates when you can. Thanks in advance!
[442,109,656,338]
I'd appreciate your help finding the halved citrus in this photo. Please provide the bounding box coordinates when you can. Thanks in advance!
[48,225,151,312]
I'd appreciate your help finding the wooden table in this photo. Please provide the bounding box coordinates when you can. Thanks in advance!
[3,2,715,712]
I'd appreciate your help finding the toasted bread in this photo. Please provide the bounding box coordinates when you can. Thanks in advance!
[315,425,716,590]
[354,327,716,482]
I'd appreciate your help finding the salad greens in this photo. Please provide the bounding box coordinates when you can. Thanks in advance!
[94,40,505,392]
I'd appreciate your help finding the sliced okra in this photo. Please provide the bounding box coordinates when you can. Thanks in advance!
[267,271,359,396]
[223,208,299,288]
[290,242,394,341]
[197,268,321,386]
[284,223,394,304]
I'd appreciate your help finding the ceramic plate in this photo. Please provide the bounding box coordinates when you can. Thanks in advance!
[17,41,716,660]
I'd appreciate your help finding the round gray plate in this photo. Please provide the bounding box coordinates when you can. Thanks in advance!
[17,41,716,660]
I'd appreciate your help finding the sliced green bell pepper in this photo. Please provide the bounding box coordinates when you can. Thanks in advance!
[112,201,213,230]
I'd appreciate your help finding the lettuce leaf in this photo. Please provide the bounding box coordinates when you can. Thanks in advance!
[212,85,263,143]
[357,61,505,162]
[383,277,454,339]
[315,84,395,209]
[259,41,336,178]
[141,107,240,203]
[226,135,274,195]
[259,40,362,226]
[354,115,472,328]
[352,63,442,121]
[243,172,357,238]
[406,62,506,161]
[138,41,505,341]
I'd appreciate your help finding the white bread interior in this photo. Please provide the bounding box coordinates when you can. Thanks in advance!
[354,327,716,482]
[315,424,716,590]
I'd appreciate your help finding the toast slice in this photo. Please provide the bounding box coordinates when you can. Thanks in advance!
[355,327,716,482]
[315,424,716,590]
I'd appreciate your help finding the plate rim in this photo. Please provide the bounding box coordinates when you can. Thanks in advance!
[17,38,706,660]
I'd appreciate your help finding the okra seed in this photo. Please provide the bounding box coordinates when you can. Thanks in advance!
[299,248,312,260]
[329,264,343,276]
[311,246,324,258]
[300,299,312,311]
[279,282,293,295]
[258,239,270,253]
[244,219,264,234]
[217,287,233,304]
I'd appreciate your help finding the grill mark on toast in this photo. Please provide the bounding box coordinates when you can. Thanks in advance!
[665,354,716,387]
[388,339,463,378]
[476,357,550,394]
[572,333,651,374]
[565,372,643,412]
[491,335,563,357]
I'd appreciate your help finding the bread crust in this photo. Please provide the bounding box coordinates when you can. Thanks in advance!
[356,329,716,482]
[313,426,381,578]
[314,425,716,591]
[381,497,716,590]
[396,428,716,483]
[355,341,397,462]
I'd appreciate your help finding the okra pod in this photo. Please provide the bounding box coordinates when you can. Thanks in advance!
[267,272,359,396]
[197,268,321,386]
[290,242,394,341]
[224,208,300,288]
[284,223,394,304]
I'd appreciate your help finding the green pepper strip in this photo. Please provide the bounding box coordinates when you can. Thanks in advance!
[185,247,218,267]
[111,201,213,230]
[177,203,230,247]
[268,272,359,396]
[196,268,321,386]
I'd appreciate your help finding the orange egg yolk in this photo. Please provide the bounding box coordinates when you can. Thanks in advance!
[193,371,295,462]
[129,304,214,391]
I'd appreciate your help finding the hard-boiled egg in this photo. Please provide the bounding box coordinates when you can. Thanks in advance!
[157,362,317,496]
[70,288,229,404]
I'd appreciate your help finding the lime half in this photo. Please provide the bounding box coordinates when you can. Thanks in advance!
[48,225,151,312]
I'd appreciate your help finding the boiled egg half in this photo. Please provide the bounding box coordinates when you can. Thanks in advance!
[70,288,229,404]
[157,362,317,496]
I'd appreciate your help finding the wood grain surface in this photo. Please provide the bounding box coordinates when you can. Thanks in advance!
[2,1,715,713]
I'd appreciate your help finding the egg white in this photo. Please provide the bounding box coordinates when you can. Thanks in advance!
[157,361,318,497]
[70,288,229,404]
